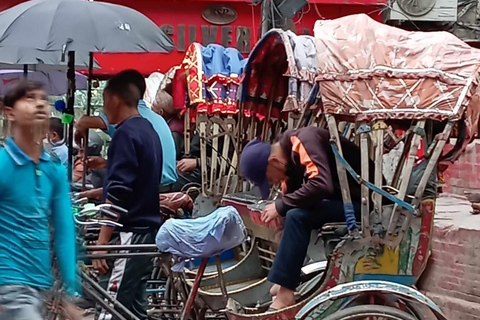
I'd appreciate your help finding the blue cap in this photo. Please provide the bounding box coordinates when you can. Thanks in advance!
[240,139,271,199]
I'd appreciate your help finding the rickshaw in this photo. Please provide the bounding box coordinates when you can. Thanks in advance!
[149,42,254,317]
[223,14,480,320]
[176,29,323,314]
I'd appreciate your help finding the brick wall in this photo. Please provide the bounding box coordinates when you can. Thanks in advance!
[419,197,480,319]
[442,140,480,195]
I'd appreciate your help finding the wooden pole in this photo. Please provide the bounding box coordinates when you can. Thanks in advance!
[393,122,453,246]
[327,115,359,236]
[386,120,425,243]
[359,123,370,238]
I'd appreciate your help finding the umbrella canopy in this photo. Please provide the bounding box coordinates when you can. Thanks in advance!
[0,47,100,71]
[0,0,174,53]
[0,69,88,96]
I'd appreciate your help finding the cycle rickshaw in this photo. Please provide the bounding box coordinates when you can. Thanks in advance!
[223,14,480,320]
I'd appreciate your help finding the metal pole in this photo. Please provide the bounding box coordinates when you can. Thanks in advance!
[80,272,140,320]
[81,252,163,259]
[85,244,159,251]
[261,0,271,36]
[67,51,76,182]
[215,256,228,305]
[270,0,276,29]
[181,258,207,320]
[82,285,129,320]
[81,52,94,190]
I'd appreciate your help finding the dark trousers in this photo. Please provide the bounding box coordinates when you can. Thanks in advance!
[268,200,360,290]
[95,231,156,320]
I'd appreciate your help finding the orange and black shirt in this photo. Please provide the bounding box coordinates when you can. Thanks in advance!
[275,127,370,216]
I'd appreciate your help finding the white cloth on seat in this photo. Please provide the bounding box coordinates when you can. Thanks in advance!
[155,206,246,271]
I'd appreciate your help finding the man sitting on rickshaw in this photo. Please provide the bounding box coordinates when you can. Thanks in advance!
[153,89,203,192]
[240,126,366,310]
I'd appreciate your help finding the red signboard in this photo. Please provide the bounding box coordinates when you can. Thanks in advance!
[0,0,385,77]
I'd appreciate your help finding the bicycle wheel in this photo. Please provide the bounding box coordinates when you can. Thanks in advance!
[320,305,418,320]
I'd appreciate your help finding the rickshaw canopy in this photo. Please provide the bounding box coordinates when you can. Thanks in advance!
[314,14,480,129]
[240,29,317,119]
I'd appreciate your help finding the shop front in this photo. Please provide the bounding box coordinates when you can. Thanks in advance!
[0,0,386,76]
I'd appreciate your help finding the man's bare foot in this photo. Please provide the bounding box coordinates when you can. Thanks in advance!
[472,202,480,214]
[270,284,280,297]
[269,286,295,310]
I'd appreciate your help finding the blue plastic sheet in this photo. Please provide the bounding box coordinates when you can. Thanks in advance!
[156,206,246,271]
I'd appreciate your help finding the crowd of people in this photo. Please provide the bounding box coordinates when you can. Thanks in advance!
[0,69,207,319]
[0,67,365,319]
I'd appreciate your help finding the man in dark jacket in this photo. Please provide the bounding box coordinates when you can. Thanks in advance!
[239,126,363,310]
[93,70,163,320]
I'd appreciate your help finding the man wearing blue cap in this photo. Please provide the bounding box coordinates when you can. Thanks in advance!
[240,126,365,310]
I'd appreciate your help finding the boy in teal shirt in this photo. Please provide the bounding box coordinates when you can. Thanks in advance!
[0,80,77,319]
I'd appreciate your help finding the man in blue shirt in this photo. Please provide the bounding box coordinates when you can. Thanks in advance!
[75,71,177,187]
[48,117,69,167]
[0,80,77,319]
[93,71,163,320]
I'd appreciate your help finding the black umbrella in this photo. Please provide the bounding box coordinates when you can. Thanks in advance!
[0,0,174,183]
[0,0,173,53]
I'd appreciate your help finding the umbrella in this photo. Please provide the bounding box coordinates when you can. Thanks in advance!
[0,0,174,53]
[0,47,101,71]
[0,0,174,185]
[0,69,88,96]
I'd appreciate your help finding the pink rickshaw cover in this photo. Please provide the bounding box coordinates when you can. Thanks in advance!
[314,14,480,131]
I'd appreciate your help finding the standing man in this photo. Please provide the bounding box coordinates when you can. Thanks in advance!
[0,80,78,319]
[75,70,177,187]
[239,126,364,310]
[93,71,163,320]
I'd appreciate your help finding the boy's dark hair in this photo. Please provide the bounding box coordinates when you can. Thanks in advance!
[117,69,146,97]
[4,80,45,108]
[49,117,64,139]
[104,70,145,107]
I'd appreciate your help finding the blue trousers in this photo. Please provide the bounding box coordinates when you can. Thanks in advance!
[268,200,360,290]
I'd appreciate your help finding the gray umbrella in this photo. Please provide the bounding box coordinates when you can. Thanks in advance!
[0,47,101,70]
[0,0,174,53]
[0,0,173,184]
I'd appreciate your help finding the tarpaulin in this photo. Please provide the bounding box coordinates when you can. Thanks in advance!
[155,206,246,271]
[314,14,480,126]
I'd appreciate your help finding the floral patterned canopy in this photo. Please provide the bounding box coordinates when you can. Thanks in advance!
[313,14,480,131]
[162,43,246,120]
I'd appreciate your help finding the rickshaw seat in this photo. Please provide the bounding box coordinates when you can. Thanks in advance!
[156,206,247,260]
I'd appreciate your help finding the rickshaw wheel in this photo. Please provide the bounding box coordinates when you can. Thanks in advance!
[320,305,418,320]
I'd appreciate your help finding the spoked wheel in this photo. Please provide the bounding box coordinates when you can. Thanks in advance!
[164,273,206,320]
[321,305,418,320]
